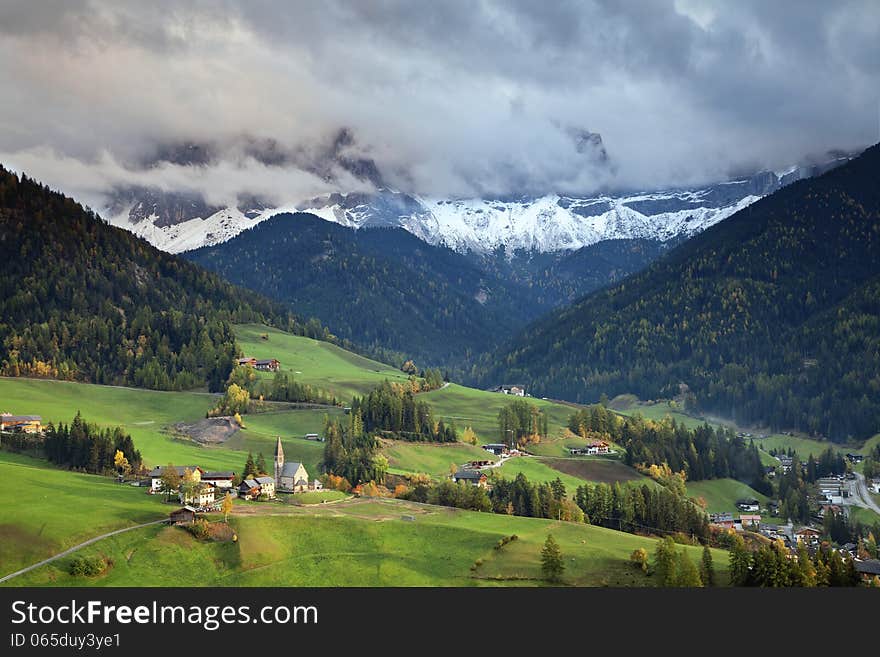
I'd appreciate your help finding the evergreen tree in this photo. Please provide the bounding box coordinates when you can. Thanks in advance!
[700,545,716,587]
[653,536,678,587]
[244,452,257,478]
[540,534,565,584]
[676,549,703,587]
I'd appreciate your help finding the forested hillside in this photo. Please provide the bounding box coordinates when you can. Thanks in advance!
[482,238,671,308]
[0,166,327,391]
[485,144,880,442]
[187,213,547,366]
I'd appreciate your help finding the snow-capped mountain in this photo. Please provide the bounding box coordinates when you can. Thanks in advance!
[105,157,849,255]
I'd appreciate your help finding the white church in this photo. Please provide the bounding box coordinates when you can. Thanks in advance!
[274,436,322,493]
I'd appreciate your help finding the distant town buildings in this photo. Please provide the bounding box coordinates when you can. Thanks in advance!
[452,469,488,488]
[568,441,612,456]
[489,384,526,397]
[0,413,42,433]
[237,357,281,372]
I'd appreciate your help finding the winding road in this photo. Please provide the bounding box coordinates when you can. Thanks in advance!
[0,519,166,585]
[851,473,880,516]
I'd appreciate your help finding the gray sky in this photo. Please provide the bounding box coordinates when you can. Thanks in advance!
[1,0,878,208]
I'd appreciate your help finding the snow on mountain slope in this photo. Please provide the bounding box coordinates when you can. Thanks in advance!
[107,187,758,255]
[105,158,847,255]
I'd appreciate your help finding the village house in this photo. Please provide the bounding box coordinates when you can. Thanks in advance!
[238,478,262,500]
[709,512,735,529]
[777,455,794,473]
[739,514,762,529]
[255,476,276,499]
[846,453,864,464]
[482,443,509,456]
[274,437,311,492]
[148,465,202,492]
[794,527,821,545]
[255,358,280,372]
[168,506,198,525]
[236,476,276,500]
[467,460,493,469]
[568,441,612,456]
[854,559,880,583]
[179,483,216,508]
[736,498,760,512]
[819,504,843,518]
[489,384,526,397]
[201,471,235,490]
[304,433,324,442]
[0,413,42,434]
[452,469,488,488]
[869,480,880,495]
[237,357,281,372]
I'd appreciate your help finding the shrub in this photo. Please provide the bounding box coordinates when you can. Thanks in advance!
[69,555,108,577]
[185,518,211,540]
[630,548,649,573]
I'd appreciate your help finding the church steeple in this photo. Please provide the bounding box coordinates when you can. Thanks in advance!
[274,436,284,487]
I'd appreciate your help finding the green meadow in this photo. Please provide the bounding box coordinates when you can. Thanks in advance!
[0,451,167,576]
[615,400,707,430]
[493,455,650,494]
[419,383,574,443]
[234,323,411,399]
[0,377,327,475]
[383,440,498,477]
[6,497,730,587]
[685,479,770,514]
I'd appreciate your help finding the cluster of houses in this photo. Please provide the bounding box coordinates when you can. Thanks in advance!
[568,441,613,456]
[236,357,281,372]
[0,413,43,434]
[488,384,526,397]
[707,494,880,581]
[452,469,489,488]
[149,437,321,508]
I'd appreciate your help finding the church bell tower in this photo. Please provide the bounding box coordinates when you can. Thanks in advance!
[274,436,285,487]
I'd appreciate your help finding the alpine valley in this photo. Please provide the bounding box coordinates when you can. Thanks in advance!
[6,2,880,601]
[106,151,851,367]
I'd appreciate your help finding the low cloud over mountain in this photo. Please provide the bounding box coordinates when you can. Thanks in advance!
[0,1,878,210]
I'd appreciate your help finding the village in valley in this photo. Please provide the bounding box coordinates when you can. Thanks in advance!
[2,326,880,587]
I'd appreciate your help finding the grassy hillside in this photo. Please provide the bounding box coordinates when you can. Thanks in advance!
[235,323,410,399]
[383,441,499,477]
[0,377,331,476]
[418,383,574,443]
[494,456,651,494]
[5,496,730,587]
[0,451,167,576]
[686,479,770,515]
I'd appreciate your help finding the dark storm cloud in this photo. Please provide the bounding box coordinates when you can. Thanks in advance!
[0,0,877,209]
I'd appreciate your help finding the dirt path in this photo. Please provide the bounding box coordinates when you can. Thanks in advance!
[0,519,166,584]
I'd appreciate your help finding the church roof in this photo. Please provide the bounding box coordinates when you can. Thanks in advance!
[280,461,304,478]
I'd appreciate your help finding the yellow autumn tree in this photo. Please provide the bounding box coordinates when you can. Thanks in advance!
[113,449,130,475]
[221,492,233,523]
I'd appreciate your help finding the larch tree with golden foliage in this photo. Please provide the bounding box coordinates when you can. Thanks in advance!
[221,492,233,523]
